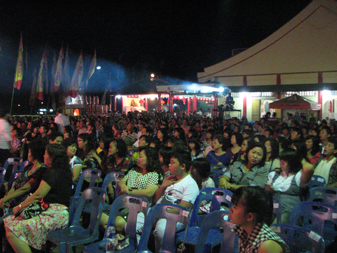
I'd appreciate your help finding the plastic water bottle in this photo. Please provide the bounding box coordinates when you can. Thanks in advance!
[106,225,117,253]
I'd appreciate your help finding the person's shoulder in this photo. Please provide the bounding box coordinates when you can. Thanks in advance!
[259,240,284,253]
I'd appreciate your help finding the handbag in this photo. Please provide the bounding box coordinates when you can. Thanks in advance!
[16,199,50,219]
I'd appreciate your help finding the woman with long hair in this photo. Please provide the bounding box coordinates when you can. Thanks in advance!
[157,128,168,145]
[266,148,304,224]
[206,135,230,166]
[4,144,72,252]
[76,133,97,169]
[305,135,321,164]
[219,142,269,190]
[188,138,203,161]
[100,147,163,242]
[264,138,280,171]
[291,140,314,185]
[61,138,83,182]
[227,132,243,165]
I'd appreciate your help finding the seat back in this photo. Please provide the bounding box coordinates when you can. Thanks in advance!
[308,187,337,207]
[308,175,326,189]
[105,195,149,251]
[101,172,124,199]
[138,203,190,253]
[195,210,235,253]
[289,201,337,245]
[271,224,325,253]
[210,164,228,188]
[273,198,282,224]
[71,187,106,237]
[190,188,233,227]
[18,160,30,172]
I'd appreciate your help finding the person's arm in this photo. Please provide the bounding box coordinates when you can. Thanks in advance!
[72,164,82,182]
[219,175,231,189]
[154,175,176,203]
[118,177,129,195]
[12,180,51,215]
[258,240,284,253]
[127,185,159,198]
[300,160,314,186]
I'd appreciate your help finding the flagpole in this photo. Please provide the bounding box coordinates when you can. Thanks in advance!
[9,86,15,115]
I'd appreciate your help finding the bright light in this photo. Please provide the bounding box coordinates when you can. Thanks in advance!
[18,104,20,107]
[218,87,224,93]
[240,92,248,98]
[49,109,53,112]
[150,73,155,78]
[116,95,122,99]
[96,66,101,70]
[323,89,331,97]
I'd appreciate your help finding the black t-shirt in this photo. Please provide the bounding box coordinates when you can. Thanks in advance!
[42,167,72,207]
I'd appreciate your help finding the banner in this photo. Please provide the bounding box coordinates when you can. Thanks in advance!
[68,51,83,98]
[14,35,23,90]
[29,68,37,106]
[35,49,47,101]
[85,49,96,89]
[52,46,64,92]
[63,46,70,92]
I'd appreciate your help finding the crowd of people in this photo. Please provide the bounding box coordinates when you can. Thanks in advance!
[0,108,336,252]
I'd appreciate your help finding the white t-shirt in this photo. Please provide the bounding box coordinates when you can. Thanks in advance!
[54,113,70,133]
[202,177,215,189]
[268,171,301,192]
[0,119,11,149]
[313,157,336,183]
[157,174,199,206]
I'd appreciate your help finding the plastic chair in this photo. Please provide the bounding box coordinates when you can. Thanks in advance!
[138,203,190,253]
[69,169,101,224]
[176,188,233,252]
[289,201,337,245]
[195,210,235,253]
[273,198,282,224]
[210,164,228,188]
[46,187,106,253]
[18,160,30,172]
[271,224,325,253]
[308,187,337,207]
[308,175,326,189]
[83,194,149,253]
[0,158,21,182]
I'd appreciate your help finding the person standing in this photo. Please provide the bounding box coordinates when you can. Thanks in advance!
[54,108,70,134]
[0,108,12,167]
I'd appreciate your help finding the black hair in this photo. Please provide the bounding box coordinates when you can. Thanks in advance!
[61,138,76,149]
[49,132,63,142]
[172,147,191,172]
[231,132,243,146]
[28,138,47,163]
[254,134,266,143]
[214,134,229,151]
[279,148,302,174]
[263,138,279,160]
[192,157,211,179]
[188,138,201,156]
[244,142,267,167]
[139,147,163,175]
[320,126,332,136]
[305,135,321,156]
[139,135,150,146]
[150,139,164,150]
[174,127,186,140]
[232,186,274,226]
[291,140,308,161]
[157,128,169,143]
[46,144,72,182]
[159,146,173,166]
[113,139,128,158]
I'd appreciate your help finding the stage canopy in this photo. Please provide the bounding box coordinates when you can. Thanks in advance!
[269,94,321,110]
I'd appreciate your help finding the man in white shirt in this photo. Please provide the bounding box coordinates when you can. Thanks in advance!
[54,108,70,134]
[0,109,12,166]
[314,137,337,187]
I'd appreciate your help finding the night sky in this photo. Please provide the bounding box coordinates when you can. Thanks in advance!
[0,0,312,112]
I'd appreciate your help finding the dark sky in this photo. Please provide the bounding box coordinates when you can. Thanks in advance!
[0,0,312,111]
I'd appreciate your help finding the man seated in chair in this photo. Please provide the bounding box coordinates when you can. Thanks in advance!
[313,137,337,187]
[153,148,199,253]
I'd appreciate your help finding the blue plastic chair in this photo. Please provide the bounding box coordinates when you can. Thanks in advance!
[176,188,233,252]
[0,158,21,182]
[18,160,29,172]
[289,201,337,245]
[138,203,190,253]
[195,210,235,253]
[273,198,282,224]
[271,224,325,253]
[308,187,337,207]
[69,169,101,224]
[83,194,149,253]
[210,164,228,187]
[308,175,326,189]
[46,187,106,253]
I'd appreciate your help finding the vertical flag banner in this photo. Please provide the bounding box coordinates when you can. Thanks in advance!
[86,49,97,89]
[63,46,70,91]
[29,68,37,106]
[68,51,84,98]
[14,35,23,90]
[51,51,56,80]
[53,46,64,92]
[36,49,47,101]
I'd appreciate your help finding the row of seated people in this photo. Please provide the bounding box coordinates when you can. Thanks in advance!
[0,130,335,252]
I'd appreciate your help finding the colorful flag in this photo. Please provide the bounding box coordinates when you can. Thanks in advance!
[52,46,64,92]
[29,68,37,106]
[68,51,84,98]
[102,89,107,105]
[35,49,47,101]
[51,51,56,80]
[14,35,23,90]
[85,49,96,89]
[63,46,70,92]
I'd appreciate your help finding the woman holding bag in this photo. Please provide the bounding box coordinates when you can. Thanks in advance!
[4,144,72,253]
